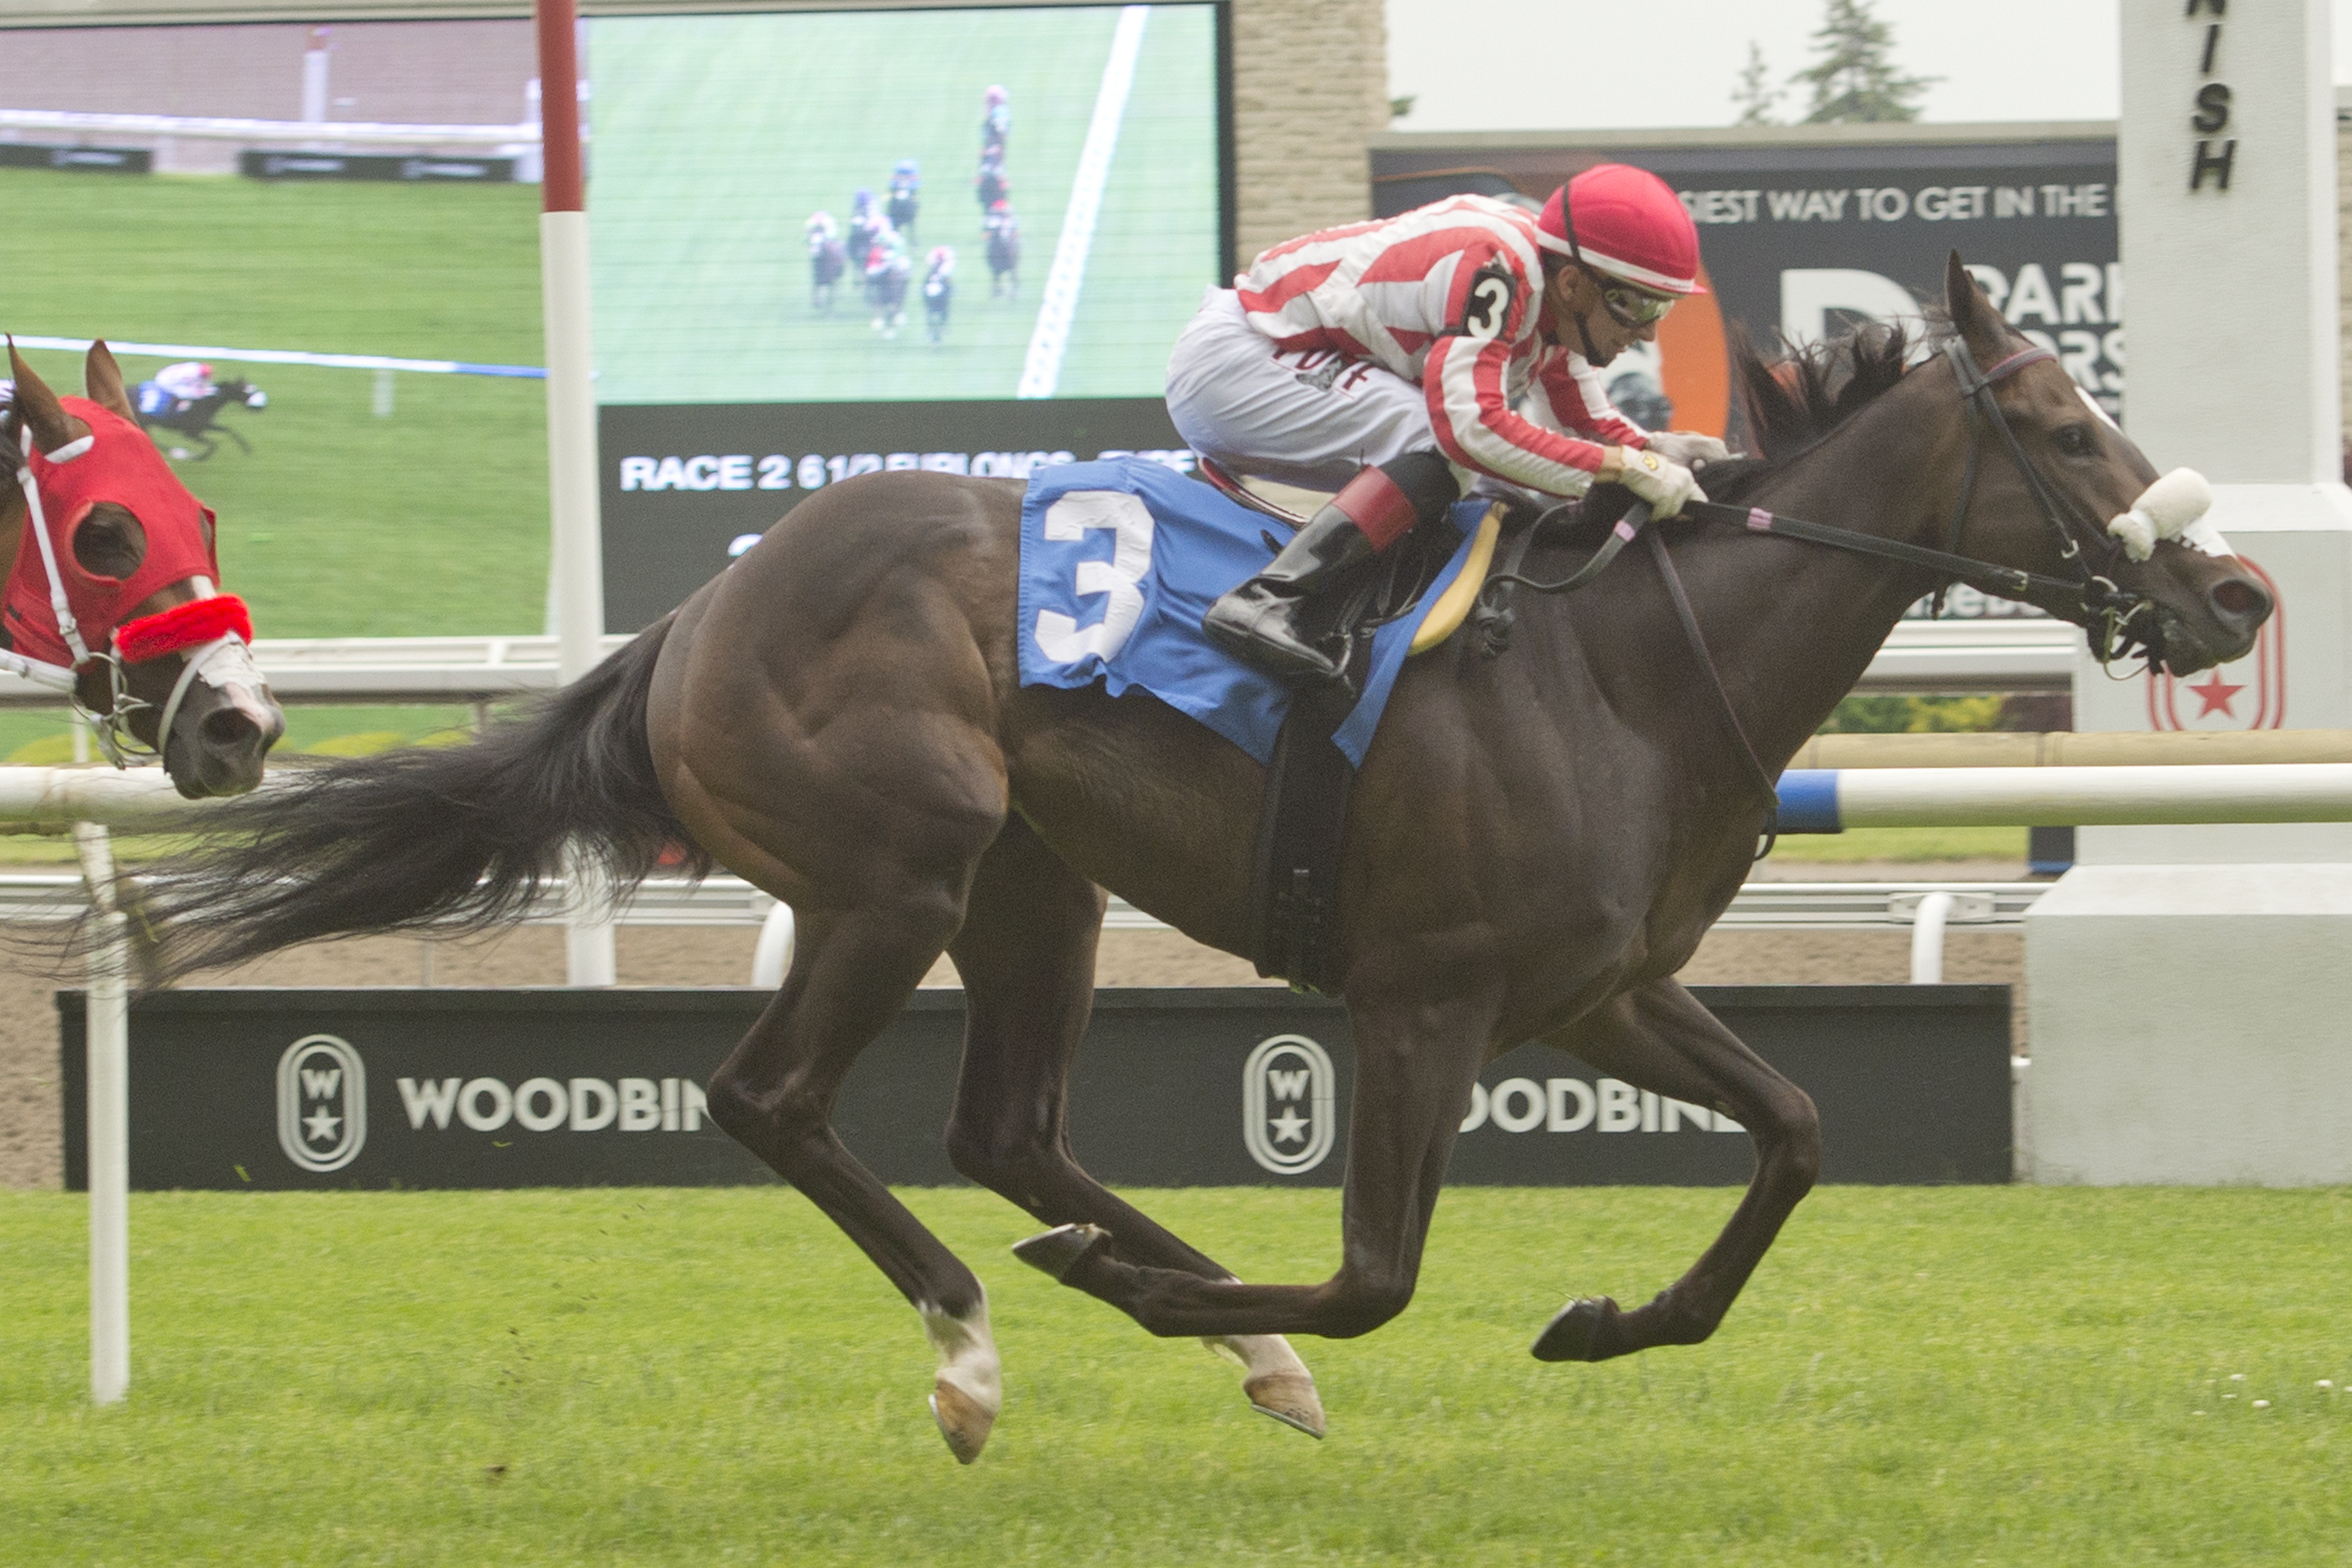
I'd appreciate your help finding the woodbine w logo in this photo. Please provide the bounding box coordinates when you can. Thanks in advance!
[1242,1034,1335,1176]
[276,1034,367,1174]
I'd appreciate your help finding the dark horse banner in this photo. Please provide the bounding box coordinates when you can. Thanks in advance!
[1015,457,1484,766]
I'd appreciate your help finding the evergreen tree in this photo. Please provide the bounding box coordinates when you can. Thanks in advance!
[1732,41,1781,126]
[1792,0,1936,124]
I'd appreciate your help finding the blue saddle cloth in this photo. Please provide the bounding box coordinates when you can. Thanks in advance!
[1015,459,1486,767]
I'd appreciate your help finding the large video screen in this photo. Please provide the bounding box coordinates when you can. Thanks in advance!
[591,3,1230,627]
[1,5,1231,647]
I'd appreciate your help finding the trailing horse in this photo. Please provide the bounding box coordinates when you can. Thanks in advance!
[5,342,283,796]
[135,376,267,463]
[133,258,2266,1461]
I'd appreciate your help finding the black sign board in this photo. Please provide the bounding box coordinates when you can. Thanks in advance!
[0,143,151,174]
[596,398,1188,630]
[1372,136,2119,444]
[237,151,517,183]
[60,985,2010,1191]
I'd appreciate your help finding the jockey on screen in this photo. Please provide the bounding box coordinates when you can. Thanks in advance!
[887,159,921,239]
[1168,163,1731,689]
[140,360,217,418]
[981,84,1011,158]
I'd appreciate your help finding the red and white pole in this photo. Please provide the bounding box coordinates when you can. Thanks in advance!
[536,0,615,984]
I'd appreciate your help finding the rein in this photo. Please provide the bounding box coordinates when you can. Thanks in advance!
[1466,333,2165,828]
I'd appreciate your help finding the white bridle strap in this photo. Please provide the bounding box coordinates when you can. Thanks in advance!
[154,634,264,759]
[15,423,94,665]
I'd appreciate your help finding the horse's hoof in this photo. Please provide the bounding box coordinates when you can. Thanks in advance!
[1011,1222,1111,1281]
[1531,1296,1619,1362]
[929,1379,994,1464]
[1245,1371,1327,1439]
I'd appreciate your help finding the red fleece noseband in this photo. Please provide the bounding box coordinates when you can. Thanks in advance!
[114,595,253,664]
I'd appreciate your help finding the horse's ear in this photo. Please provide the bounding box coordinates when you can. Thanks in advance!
[6,340,91,457]
[84,341,137,423]
[1943,251,2012,365]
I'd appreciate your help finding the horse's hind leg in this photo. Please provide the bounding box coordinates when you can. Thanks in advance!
[943,815,1326,1437]
[1529,977,1821,1362]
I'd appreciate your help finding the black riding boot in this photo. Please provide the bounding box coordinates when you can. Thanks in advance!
[1202,453,1459,689]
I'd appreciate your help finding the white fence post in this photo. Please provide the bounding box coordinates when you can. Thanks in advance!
[1908,890,1954,985]
[73,821,129,1406]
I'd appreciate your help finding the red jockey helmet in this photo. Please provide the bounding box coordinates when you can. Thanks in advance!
[1537,164,1705,297]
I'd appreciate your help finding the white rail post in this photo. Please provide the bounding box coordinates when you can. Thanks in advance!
[73,821,129,1405]
[537,0,614,986]
[751,901,796,988]
[1908,890,1953,985]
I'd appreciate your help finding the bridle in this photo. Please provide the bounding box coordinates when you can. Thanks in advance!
[1480,333,2166,666]
[1470,331,2173,823]
[8,419,259,767]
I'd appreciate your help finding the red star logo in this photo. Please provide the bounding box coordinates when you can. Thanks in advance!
[2188,670,2245,717]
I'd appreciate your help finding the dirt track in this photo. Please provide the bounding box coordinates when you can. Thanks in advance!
[0,859,2029,1190]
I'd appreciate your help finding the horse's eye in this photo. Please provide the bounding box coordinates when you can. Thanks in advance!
[2053,423,2097,457]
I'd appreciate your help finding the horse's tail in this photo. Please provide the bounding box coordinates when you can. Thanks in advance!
[138,618,701,981]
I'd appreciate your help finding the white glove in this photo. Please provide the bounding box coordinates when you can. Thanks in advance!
[1641,431,1733,470]
[1606,445,1707,518]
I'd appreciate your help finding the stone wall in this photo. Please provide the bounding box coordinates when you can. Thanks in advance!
[2340,119,2352,466]
[1227,0,1388,268]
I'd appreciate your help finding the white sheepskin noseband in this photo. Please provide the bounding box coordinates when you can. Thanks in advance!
[2108,467,2223,562]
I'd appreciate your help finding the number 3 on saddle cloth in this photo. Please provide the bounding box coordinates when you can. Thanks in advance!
[1017,457,1501,991]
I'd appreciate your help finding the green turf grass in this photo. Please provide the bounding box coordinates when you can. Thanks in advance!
[1765,825,2030,863]
[3,1186,2345,1565]
[3,167,550,636]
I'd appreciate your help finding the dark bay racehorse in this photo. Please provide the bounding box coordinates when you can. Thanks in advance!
[6,342,284,794]
[136,376,267,463]
[135,259,2266,1459]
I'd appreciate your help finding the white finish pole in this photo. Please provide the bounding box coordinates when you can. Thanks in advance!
[74,823,127,1405]
[751,901,796,988]
[538,0,615,987]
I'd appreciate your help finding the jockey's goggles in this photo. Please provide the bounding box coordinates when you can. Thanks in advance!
[1582,267,1676,329]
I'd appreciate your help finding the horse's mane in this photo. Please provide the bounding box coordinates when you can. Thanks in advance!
[1698,317,1943,505]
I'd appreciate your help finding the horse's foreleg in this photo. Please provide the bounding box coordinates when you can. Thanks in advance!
[1529,978,1821,1362]
[945,817,1326,1437]
[1017,985,1498,1345]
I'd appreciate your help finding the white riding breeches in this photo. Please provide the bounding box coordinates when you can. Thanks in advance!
[1165,288,1441,491]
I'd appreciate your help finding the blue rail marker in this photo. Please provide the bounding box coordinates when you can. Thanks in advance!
[1774,769,1843,834]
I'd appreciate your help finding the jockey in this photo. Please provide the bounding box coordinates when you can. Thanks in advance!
[1168,163,1731,688]
[144,360,216,416]
[806,209,838,244]
[981,84,1011,157]
[887,159,921,235]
